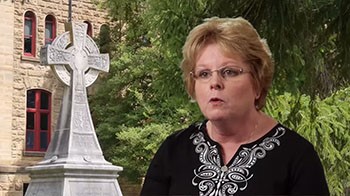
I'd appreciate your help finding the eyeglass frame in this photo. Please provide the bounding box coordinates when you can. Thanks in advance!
[190,66,251,82]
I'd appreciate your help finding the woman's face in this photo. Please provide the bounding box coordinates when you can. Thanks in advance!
[194,43,258,122]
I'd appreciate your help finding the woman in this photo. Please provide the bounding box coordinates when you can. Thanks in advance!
[141,17,329,195]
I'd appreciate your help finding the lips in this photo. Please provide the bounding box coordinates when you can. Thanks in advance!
[209,97,223,102]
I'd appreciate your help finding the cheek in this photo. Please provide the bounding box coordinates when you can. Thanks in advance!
[229,81,256,101]
[193,85,199,96]
[194,83,208,102]
[241,84,258,104]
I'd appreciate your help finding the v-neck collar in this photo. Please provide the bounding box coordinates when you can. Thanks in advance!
[196,120,282,166]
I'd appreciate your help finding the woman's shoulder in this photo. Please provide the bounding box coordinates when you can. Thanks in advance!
[166,121,204,141]
[273,124,329,194]
[272,123,317,152]
[157,121,206,151]
[150,121,204,159]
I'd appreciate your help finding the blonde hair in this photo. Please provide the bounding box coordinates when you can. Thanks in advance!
[180,17,274,110]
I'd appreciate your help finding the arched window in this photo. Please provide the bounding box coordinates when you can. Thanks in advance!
[24,11,36,56]
[84,21,93,37]
[45,15,56,44]
[99,24,111,54]
[26,89,51,152]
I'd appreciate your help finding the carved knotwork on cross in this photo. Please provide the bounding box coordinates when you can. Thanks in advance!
[41,22,109,88]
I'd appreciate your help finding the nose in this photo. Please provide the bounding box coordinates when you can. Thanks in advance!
[210,71,224,90]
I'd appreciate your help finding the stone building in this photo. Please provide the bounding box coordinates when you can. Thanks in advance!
[0,0,113,195]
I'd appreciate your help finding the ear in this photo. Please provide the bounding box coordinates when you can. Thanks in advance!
[255,93,260,100]
[250,76,261,100]
[254,85,261,99]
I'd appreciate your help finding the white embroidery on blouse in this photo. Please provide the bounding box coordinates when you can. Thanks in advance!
[190,125,286,196]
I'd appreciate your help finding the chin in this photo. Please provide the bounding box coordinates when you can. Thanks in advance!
[204,110,243,122]
[205,113,229,122]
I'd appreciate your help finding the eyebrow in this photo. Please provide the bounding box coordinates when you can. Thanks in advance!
[195,63,242,69]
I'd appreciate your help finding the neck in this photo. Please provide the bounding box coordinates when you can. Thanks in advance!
[207,111,270,144]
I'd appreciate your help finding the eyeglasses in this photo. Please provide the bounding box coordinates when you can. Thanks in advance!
[190,66,250,82]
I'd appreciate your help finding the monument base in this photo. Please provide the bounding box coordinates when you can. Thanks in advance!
[25,163,123,196]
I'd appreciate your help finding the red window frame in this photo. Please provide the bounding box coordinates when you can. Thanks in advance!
[44,15,56,44]
[84,21,93,37]
[24,11,36,57]
[25,89,51,152]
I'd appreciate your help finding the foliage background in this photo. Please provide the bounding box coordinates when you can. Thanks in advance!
[91,0,350,194]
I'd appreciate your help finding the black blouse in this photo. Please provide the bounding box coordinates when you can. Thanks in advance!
[141,121,329,195]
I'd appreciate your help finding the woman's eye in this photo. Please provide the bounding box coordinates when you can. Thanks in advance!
[198,71,211,78]
[222,68,240,77]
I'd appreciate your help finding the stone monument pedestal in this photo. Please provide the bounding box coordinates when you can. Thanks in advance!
[26,164,122,196]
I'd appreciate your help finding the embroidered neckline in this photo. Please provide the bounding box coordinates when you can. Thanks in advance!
[190,123,286,195]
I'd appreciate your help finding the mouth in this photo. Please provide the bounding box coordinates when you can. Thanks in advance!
[209,97,224,103]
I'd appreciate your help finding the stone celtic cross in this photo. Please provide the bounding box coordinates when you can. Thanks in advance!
[40,22,111,164]
[26,21,122,196]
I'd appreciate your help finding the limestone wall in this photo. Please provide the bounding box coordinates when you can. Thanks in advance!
[0,0,15,166]
[0,166,30,196]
